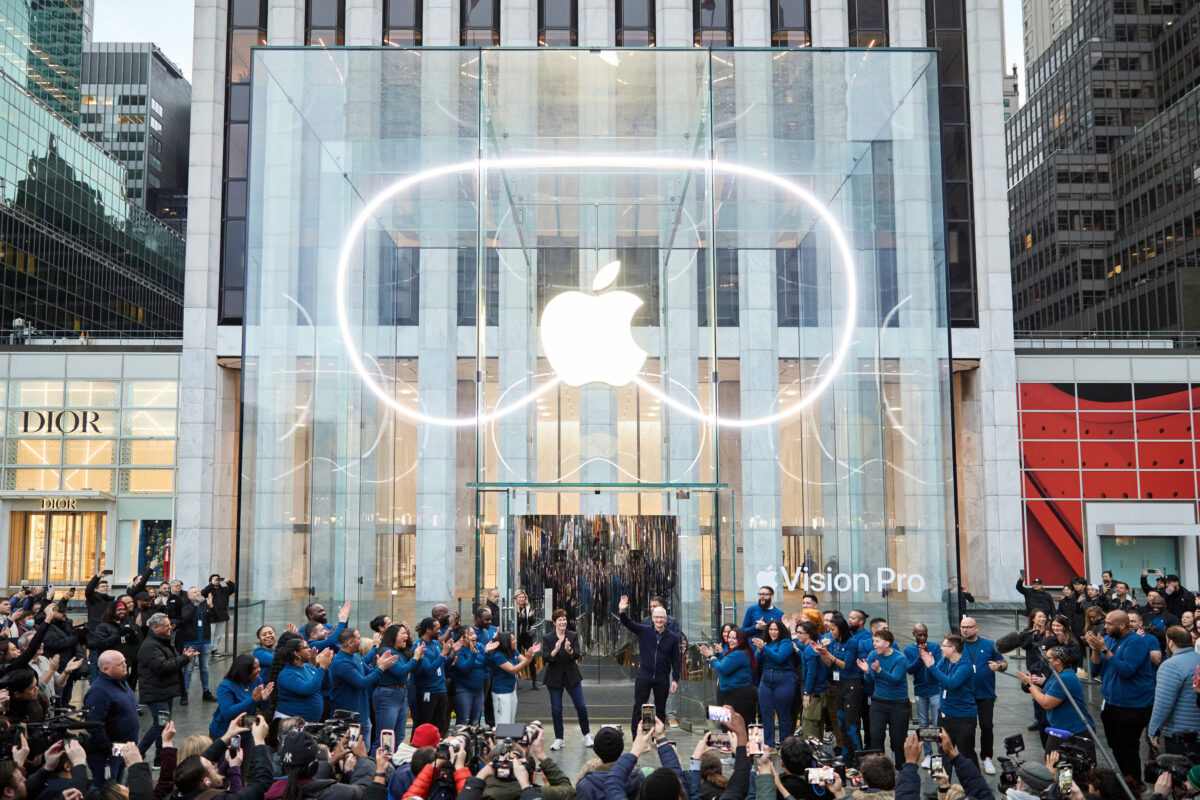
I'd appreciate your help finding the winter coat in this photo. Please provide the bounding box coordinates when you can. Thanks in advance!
[137,631,191,702]
[576,758,642,800]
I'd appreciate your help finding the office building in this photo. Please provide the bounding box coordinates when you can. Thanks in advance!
[1003,63,1019,121]
[81,42,192,232]
[0,0,186,337]
[1008,0,1200,333]
[1022,0,1072,66]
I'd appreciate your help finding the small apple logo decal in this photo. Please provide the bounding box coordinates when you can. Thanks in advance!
[539,260,648,387]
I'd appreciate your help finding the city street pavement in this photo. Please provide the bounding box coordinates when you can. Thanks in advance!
[111,614,1122,787]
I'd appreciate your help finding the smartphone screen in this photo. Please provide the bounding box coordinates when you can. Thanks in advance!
[706,705,731,723]
[747,724,764,755]
[156,710,170,727]
[380,729,395,753]
[348,723,361,744]
[1058,768,1072,794]
[641,704,656,730]
[112,743,123,757]
[845,768,865,788]
[930,756,943,776]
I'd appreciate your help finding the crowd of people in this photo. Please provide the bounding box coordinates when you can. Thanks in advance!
[2,568,1200,800]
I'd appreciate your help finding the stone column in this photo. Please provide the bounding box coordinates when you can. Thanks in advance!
[888,0,924,47]
[345,0,383,44]
[964,0,1020,601]
[579,0,614,45]
[176,0,228,587]
[810,0,847,46]
[267,0,303,44]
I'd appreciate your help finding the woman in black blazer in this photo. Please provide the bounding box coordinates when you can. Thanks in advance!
[541,608,592,751]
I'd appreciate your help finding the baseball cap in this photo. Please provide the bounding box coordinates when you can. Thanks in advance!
[592,726,624,762]
[279,731,319,768]
[1167,574,1181,583]
[411,723,441,749]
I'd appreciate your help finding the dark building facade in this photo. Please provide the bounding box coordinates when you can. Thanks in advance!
[81,43,192,233]
[1008,0,1200,333]
[0,0,185,336]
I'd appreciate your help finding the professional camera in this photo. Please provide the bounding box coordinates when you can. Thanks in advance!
[23,707,103,757]
[805,737,848,777]
[1145,755,1197,791]
[997,732,1027,791]
[301,709,360,747]
[436,725,493,771]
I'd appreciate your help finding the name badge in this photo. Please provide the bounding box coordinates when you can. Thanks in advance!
[972,664,977,673]
[832,670,840,680]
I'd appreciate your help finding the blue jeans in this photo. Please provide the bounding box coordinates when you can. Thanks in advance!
[373,685,410,748]
[758,669,796,746]
[453,686,485,726]
[548,682,590,740]
[916,693,941,755]
[88,650,100,683]
[182,641,211,693]
[138,699,172,759]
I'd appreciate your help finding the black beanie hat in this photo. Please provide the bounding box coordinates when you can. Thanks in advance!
[592,727,624,763]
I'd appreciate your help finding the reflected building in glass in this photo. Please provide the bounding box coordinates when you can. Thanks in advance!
[0,0,186,336]
[178,0,1022,711]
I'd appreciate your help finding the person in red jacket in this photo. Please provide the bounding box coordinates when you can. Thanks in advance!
[401,734,471,799]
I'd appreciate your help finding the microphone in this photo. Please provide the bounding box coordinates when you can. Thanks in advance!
[995,631,1024,654]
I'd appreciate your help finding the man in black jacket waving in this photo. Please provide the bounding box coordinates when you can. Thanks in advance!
[618,594,680,731]
[1015,570,1056,618]
[137,612,197,766]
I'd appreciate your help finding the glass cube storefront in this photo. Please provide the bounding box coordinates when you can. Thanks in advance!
[239,47,954,715]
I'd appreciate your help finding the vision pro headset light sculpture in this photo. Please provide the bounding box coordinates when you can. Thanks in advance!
[334,156,858,428]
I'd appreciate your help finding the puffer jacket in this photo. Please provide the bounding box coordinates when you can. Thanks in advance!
[263,756,376,800]
[576,758,642,800]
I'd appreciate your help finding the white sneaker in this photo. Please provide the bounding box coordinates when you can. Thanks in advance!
[984,758,996,775]
[920,756,931,770]
[550,739,564,751]
[583,733,594,747]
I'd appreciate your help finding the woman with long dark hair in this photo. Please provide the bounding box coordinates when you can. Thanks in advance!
[449,625,487,725]
[209,654,272,738]
[269,636,333,721]
[699,625,757,724]
[754,618,798,745]
[372,623,418,746]
[485,631,540,725]
[814,610,858,753]
[253,626,277,670]
[1018,609,1050,733]
[1041,614,1082,670]
[541,608,591,751]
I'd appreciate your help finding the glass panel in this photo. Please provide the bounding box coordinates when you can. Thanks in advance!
[125,381,179,408]
[123,409,177,436]
[16,381,63,407]
[123,469,175,494]
[26,514,46,581]
[67,381,119,407]
[12,468,59,490]
[62,468,114,492]
[123,440,176,465]
[240,49,951,720]
[64,440,115,465]
[8,439,62,466]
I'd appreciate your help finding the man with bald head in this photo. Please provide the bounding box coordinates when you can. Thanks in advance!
[958,616,1005,774]
[1084,610,1155,782]
[618,594,680,730]
[83,650,139,785]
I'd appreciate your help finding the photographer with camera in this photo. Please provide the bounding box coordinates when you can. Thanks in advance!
[1148,626,1200,754]
[399,734,471,799]
[83,650,139,785]
[22,736,90,800]
[897,731,991,800]
[173,714,271,800]
[465,723,573,800]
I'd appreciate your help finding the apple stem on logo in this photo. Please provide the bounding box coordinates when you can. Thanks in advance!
[540,260,648,387]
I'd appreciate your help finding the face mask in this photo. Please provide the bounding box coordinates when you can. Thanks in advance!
[24,619,34,627]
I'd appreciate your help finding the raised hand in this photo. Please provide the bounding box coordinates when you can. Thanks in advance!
[317,648,335,668]
[162,721,177,748]
[698,644,713,659]
[563,638,572,654]
[413,642,426,660]
[377,650,399,670]
[920,650,935,666]
[338,601,352,623]
[65,656,84,673]
[485,640,500,652]
[856,658,869,673]
[528,642,542,655]
[618,595,629,613]
[285,622,298,633]
[260,682,274,700]
[751,638,765,649]
[183,647,200,659]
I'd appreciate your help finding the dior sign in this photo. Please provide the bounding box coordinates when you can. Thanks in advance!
[21,410,103,435]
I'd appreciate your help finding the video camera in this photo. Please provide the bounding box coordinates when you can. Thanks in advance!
[301,709,360,747]
[488,722,543,781]
[804,737,882,778]
[1145,733,1200,795]
[3,707,105,759]
[998,732,1095,800]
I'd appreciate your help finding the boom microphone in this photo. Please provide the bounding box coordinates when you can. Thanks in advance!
[995,631,1024,654]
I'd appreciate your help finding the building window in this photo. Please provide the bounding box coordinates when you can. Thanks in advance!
[457,248,500,326]
[384,0,422,44]
[539,0,577,45]
[777,242,819,326]
[461,0,500,45]
[378,243,420,326]
[616,0,654,45]
[306,0,346,45]
[117,114,145,125]
[221,0,267,324]
[698,249,739,326]
[771,0,811,46]
[848,0,887,47]
[694,0,734,46]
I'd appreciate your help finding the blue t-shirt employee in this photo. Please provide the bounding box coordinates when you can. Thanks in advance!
[1085,610,1155,783]
[921,634,978,774]
[741,586,785,639]
[959,617,1006,775]
[1015,644,1093,737]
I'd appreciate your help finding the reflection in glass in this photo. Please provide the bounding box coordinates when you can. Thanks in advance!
[538,0,577,46]
[384,0,422,45]
[771,0,810,46]
[616,0,654,45]
[694,0,734,45]
[848,0,888,47]
[461,0,500,45]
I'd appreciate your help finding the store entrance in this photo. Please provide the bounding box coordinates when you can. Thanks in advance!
[516,514,677,675]
[8,510,106,585]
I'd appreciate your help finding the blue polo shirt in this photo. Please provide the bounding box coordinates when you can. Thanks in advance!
[329,649,385,722]
[929,657,976,718]
[711,648,754,691]
[758,639,799,671]
[1090,631,1155,708]
[412,641,447,695]
[842,629,873,680]
[961,637,1005,700]
[863,649,910,702]
[1044,669,1093,734]
[799,642,829,694]
[741,605,785,639]
[904,643,941,697]
[822,634,851,682]
[489,652,520,694]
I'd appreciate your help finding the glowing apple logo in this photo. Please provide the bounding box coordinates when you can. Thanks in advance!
[539,260,647,387]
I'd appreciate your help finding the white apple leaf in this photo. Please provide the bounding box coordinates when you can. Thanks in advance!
[592,260,621,292]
